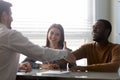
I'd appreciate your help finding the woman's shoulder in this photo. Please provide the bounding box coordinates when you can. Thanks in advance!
[66,48,72,52]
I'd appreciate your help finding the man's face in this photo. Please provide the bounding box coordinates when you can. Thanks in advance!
[7,10,13,29]
[1,8,13,29]
[92,21,106,42]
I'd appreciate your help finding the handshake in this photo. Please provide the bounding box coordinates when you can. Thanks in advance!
[64,53,76,63]
[63,41,76,63]
[40,53,76,70]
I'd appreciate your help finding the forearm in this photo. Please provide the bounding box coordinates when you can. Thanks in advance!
[70,62,120,72]
[86,62,120,72]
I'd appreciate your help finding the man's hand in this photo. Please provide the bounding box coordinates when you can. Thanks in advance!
[40,63,60,70]
[64,53,76,63]
[19,62,32,72]
[69,66,87,72]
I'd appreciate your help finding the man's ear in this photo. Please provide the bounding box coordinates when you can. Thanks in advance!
[105,29,110,37]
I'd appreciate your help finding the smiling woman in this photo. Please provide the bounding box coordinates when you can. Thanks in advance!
[4,0,94,65]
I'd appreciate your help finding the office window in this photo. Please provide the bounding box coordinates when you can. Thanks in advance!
[5,0,94,65]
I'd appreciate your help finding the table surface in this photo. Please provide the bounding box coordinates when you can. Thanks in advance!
[16,69,120,80]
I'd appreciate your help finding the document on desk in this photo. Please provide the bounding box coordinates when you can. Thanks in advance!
[37,70,69,75]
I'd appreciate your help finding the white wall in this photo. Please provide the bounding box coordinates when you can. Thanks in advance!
[95,0,111,21]
[111,0,120,43]
[94,0,120,43]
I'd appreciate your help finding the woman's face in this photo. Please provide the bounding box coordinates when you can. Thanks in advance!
[48,27,61,44]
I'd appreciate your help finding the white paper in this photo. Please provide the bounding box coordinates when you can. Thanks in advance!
[37,70,69,75]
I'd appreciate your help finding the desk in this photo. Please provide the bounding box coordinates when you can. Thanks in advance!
[16,69,120,80]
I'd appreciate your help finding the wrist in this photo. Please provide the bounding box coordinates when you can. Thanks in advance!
[64,53,76,63]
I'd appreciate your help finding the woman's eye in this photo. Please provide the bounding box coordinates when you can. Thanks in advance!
[50,32,54,35]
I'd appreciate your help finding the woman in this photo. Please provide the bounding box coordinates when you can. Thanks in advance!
[22,23,76,70]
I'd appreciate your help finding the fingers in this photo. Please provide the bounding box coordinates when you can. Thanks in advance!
[63,41,72,53]
[19,62,32,72]
[24,62,32,72]
[41,64,60,70]
[51,64,60,69]
[69,66,78,72]
[40,64,50,70]
[64,54,76,63]
[63,41,67,49]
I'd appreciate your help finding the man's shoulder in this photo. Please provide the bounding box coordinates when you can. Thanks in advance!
[108,42,120,50]
[79,41,95,49]
[113,43,120,49]
[8,29,23,37]
[0,26,20,38]
[109,42,120,47]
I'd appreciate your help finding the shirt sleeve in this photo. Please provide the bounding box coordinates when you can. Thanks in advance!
[7,30,68,62]
[71,44,88,60]
[86,45,120,72]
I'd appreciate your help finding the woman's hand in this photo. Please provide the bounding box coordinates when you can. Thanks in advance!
[40,63,60,70]
[63,41,67,50]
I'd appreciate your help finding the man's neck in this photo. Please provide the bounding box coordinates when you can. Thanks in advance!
[96,40,109,49]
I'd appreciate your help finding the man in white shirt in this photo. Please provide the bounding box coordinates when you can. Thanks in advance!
[0,1,71,80]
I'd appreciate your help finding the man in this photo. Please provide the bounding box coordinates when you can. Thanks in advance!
[0,1,71,80]
[65,19,120,72]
